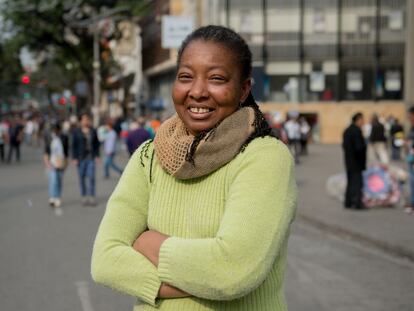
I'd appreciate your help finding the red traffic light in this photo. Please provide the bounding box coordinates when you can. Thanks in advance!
[21,75,30,84]
[58,97,67,105]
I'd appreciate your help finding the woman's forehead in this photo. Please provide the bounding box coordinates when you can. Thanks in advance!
[179,40,238,68]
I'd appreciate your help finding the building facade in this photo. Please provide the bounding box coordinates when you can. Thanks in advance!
[140,0,412,143]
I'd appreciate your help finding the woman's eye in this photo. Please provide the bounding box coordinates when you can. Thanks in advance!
[178,74,192,81]
[211,76,225,82]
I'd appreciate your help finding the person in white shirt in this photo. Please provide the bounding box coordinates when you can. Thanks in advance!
[284,115,301,164]
[103,119,123,179]
[0,119,7,162]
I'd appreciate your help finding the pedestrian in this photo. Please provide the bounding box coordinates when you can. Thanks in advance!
[368,114,389,165]
[92,25,297,310]
[24,117,35,146]
[125,116,151,156]
[299,116,311,155]
[43,123,69,208]
[72,113,100,206]
[284,113,301,163]
[390,118,404,160]
[342,112,367,210]
[103,119,123,179]
[7,115,24,163]
[404,107,414,214]
[0,118,7,162]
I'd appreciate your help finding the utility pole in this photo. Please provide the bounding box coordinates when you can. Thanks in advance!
[69,7,129,127]
[92,22,100,128]
[405,0,414,109]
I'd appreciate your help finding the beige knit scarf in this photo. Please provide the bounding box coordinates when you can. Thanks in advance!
[154,107,256,180]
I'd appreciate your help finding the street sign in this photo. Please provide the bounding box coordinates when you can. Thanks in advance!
[162,15,194,49]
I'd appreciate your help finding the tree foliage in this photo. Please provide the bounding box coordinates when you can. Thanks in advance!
[2,0,151,103]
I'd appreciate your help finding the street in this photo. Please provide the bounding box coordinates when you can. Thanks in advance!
[1,145,413,311]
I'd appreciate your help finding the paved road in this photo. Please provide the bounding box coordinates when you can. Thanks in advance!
[1,145,413,311]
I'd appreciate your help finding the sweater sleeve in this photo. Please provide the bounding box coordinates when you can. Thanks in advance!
[157,139,297,300]
[91,145,161,306]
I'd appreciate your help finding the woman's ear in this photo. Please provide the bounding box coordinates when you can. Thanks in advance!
[240,78,252,103]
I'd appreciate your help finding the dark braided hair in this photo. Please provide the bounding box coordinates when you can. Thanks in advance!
[178,25,252,81]
[178,25,275,164]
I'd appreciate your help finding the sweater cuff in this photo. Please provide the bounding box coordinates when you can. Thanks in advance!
[138,273,162,307]
[158,237,176,285]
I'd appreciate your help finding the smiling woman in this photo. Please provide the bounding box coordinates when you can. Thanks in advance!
[91,25,297,311]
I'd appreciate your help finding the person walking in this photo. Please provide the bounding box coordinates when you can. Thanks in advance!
[284,114,301,164]
[342,112,367,210]
[0,118,7,162]
[103,119,123,179]
[405,107,414,214]
[390,118,404,160]
[43,123,69,208]
[299,116,311,155]
[92,25,297,311]
[125,116,151,156]
[7,115,24,163]
[72,113,100,206]
[368,114,389,165]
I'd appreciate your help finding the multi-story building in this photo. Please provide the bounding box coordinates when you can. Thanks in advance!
[140,0,413,143]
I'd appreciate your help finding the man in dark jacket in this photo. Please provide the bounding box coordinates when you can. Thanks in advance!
[342,112,367,210]
[126,116,151,156]
[72,113,100,206]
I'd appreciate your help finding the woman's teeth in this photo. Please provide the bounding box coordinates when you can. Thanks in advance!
[189,107,210,113]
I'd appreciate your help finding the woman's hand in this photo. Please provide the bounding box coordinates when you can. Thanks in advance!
[133,230,192,299]
[158,283,190,298]
[133,230,169,267]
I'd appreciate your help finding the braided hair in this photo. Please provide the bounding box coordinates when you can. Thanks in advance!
[178,25,275,164]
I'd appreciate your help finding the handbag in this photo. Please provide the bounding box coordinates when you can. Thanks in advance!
[54,155,66,169]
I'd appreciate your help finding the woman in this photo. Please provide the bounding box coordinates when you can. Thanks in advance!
[92,25,297,310]
[43,123,68,208]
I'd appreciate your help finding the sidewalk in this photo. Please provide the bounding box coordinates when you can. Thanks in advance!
[295,144,414,261]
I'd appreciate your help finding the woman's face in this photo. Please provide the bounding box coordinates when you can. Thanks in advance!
[172,40,251,136]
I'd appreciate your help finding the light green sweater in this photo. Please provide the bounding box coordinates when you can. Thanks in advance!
[91,137,297,311]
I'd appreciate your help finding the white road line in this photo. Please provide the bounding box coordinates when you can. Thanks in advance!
[75,281,95,311]
[26,199,33,208]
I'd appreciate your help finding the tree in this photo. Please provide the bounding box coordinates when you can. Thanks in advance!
[0,36,24,112]
[2,0,151,109]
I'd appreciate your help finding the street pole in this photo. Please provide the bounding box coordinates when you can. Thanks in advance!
[405,0,414,109]
[92,23,100,128]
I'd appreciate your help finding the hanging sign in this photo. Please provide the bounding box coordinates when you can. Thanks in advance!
[162,15,194,49]
[385,70,401,91]
[347,71,363,92]
[310,71,325,92]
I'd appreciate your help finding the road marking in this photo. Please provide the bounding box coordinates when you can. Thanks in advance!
[26,199,33,208]
[75,281,95,311]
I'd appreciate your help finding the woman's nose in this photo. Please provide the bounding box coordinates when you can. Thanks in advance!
[189,78,208,100]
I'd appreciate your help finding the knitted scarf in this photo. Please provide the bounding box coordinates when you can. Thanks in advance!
[154,107,256,180]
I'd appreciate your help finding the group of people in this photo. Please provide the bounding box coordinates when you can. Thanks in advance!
[342,110,414,214]
[267,112,311,164]
[0,115,33,163]
[362,114,405,164]
[41,113,157,209]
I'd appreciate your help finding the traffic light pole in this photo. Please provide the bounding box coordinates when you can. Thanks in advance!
[92,24,100,128]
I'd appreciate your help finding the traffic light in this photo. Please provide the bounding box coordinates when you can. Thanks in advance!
[58,97,67,105]
[21,75,30,84]
[69,95,77,104]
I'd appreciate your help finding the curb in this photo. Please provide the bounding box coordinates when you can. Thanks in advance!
[297,212,414,263]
